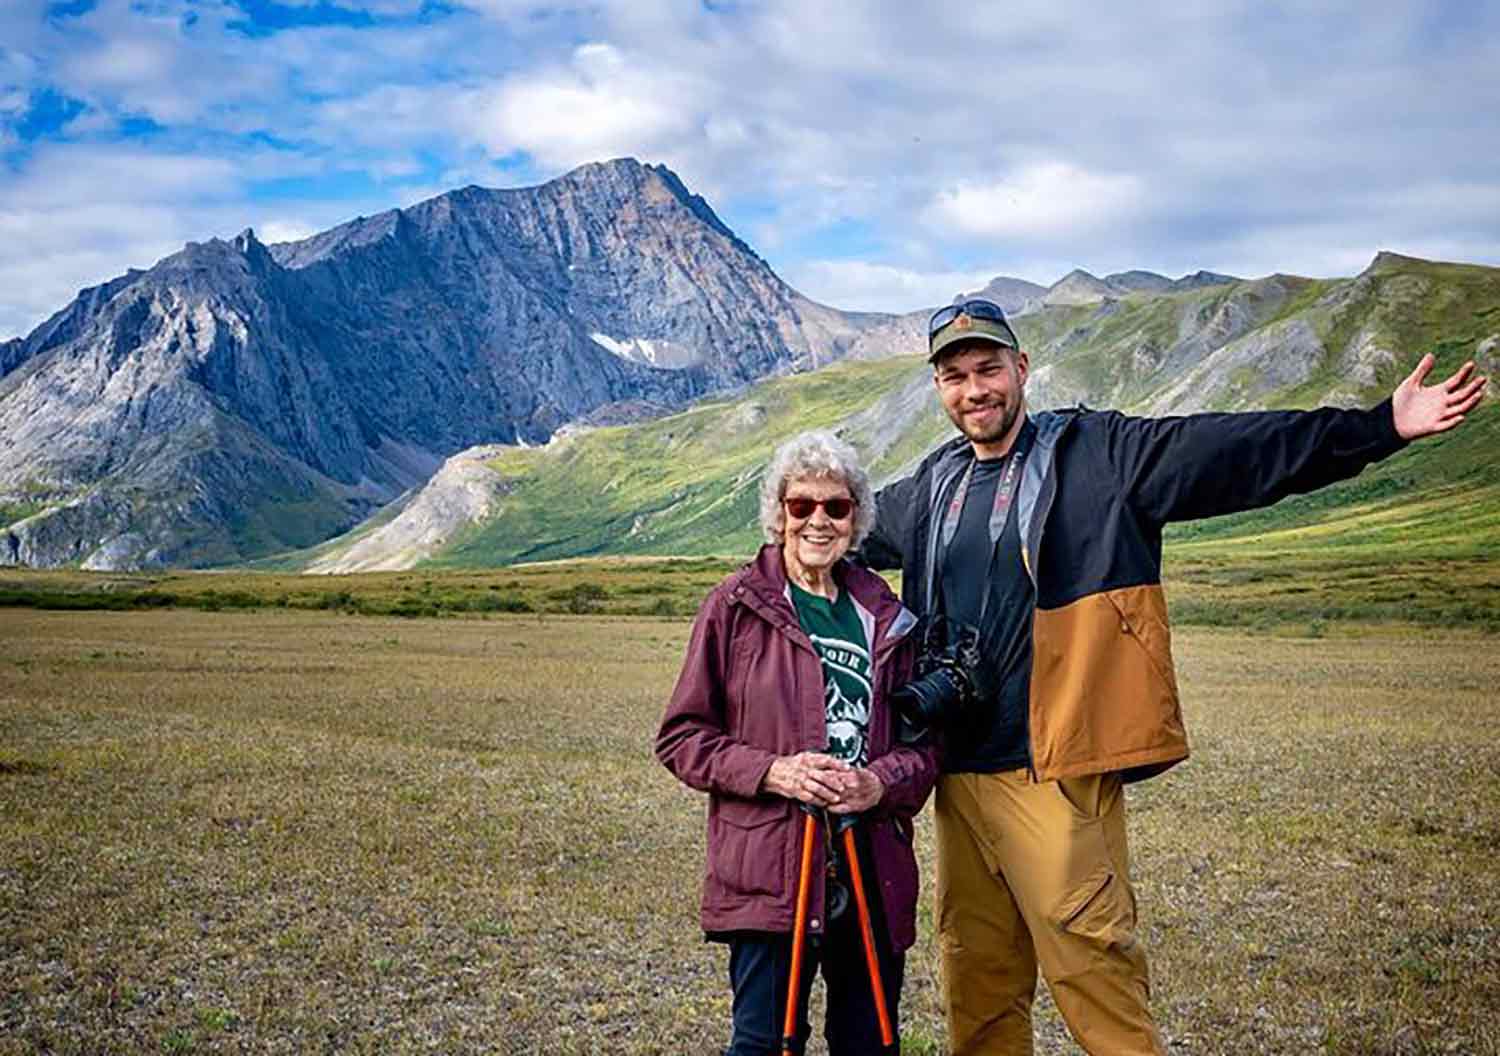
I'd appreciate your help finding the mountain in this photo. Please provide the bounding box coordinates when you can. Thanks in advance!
[1100,269,1175,294]
[0,336,25,376]
[291,252,1498,572]
[5,156,1492,575]
[961,270,1234,321]
[1171,269,1239,291]
[962,276,1049,314]
[1042,268,1118,307]
[0,159,916,569]
[1038,268,1239,310]
[962,271,1238,320]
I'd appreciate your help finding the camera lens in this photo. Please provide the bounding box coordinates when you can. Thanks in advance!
[891,665,967,729]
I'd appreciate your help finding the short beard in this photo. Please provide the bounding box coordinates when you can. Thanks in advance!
[948,399,1021,446]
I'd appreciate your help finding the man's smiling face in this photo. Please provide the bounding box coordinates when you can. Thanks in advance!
[933,341,1030,458]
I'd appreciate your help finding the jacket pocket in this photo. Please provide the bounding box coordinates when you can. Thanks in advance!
[1031,588,1185,777]
[1104,586,1177,694]
[1055,773,1122,821]
[707,796,791,900]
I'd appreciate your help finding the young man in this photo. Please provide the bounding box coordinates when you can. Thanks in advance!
[857,298,1485,1054]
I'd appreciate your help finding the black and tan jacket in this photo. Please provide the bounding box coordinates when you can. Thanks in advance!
[859,400,1407,783]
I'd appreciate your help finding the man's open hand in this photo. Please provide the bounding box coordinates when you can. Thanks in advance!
[1392,354,1487,440]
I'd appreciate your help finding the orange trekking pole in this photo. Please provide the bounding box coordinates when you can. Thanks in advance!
[781,808,819,1056]
[842,823,895,1047]
[781,809,895,1054]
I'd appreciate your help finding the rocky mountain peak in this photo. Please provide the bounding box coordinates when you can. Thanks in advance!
[0,157,916,570]
[1058,267,1100,283]
[231,227,266,256]
[268,209,401,269]
[1367,250,1430,274]
[1045,269,1114,306]
[1175,269,1238,288]
[162,229,275,277]
[963,275,1048,315]
[644,163,746,248]
[1103,270,1174,293]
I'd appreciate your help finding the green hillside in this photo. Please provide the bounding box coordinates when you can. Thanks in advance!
[1164,253,1500,562]
[277,253,1498,634]
[434,355,933,566]
[429,260,1497,567]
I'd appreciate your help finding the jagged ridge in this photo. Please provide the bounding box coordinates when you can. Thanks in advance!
[0,159,914,569]
[294,253,1500,572]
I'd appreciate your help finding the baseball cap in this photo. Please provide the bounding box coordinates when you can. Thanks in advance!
[928,299,1020,363]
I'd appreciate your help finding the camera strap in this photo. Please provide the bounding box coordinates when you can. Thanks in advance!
[935,419,1035,630]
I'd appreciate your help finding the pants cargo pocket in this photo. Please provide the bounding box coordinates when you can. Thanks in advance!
[1048,864,1137,979]
[1043,865,1159,1052]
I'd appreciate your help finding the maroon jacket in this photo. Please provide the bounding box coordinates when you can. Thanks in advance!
[655,544,939,951]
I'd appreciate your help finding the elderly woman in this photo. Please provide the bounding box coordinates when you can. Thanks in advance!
[656,430,938,1056]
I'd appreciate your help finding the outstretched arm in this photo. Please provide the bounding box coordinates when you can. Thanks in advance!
[1097,354,1488,526]
[1392,355,1488,440]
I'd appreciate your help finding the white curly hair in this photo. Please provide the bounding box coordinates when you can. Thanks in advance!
[758,430,876,548]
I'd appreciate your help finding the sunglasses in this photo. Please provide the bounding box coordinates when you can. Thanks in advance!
[928,299,1018,343]
[783,496,857,521]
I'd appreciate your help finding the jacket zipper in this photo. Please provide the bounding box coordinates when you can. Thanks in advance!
[1019,417,1069,784]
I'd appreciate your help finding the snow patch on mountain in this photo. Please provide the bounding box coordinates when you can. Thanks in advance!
[590,332,699,369]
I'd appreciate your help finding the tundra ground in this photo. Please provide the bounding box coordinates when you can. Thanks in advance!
[2,609,1497,1054]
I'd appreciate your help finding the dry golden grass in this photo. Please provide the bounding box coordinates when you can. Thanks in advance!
[2,609,1497,1054]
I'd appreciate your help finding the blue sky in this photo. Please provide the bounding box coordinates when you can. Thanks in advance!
[2,0,1498,339]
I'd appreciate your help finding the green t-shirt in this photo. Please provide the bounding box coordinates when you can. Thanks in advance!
[788,582,872,767]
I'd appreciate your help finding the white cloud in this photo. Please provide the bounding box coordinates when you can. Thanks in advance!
[924,163,1146,242]
[255,219,320,245]
[3,0,1500,333]
[784,260,1010,314]
[368,155,425,181]
[0,146,242,336]
[457,43,705,170]
[459,0,592,14]
[314,82,469,149]
[46,1,274,125]
[8,146,240,207]
[0,143,387,338]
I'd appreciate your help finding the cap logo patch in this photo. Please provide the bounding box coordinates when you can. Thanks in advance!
[953,313,973,331]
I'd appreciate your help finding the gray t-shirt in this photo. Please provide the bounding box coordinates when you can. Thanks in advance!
[937,451,1035,772]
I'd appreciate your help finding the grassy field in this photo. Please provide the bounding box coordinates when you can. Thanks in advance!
[5,543,1500,632]
[3,609,1497,1054]
[0,559,737,621]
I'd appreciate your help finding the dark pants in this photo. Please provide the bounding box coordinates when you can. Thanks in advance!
[726,930,904,1055]
[723,828,904,1056]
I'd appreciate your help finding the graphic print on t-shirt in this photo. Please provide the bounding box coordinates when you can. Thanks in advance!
[788,582,874,769]
[809,633,872,767]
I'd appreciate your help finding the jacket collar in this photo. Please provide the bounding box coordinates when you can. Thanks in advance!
[922,410,1083,602]
[731,544,916,650]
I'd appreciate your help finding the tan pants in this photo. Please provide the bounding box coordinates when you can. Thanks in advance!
[935,770,1165,1056]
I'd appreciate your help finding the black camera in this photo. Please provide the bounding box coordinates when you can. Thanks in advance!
[890,615,991,733]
